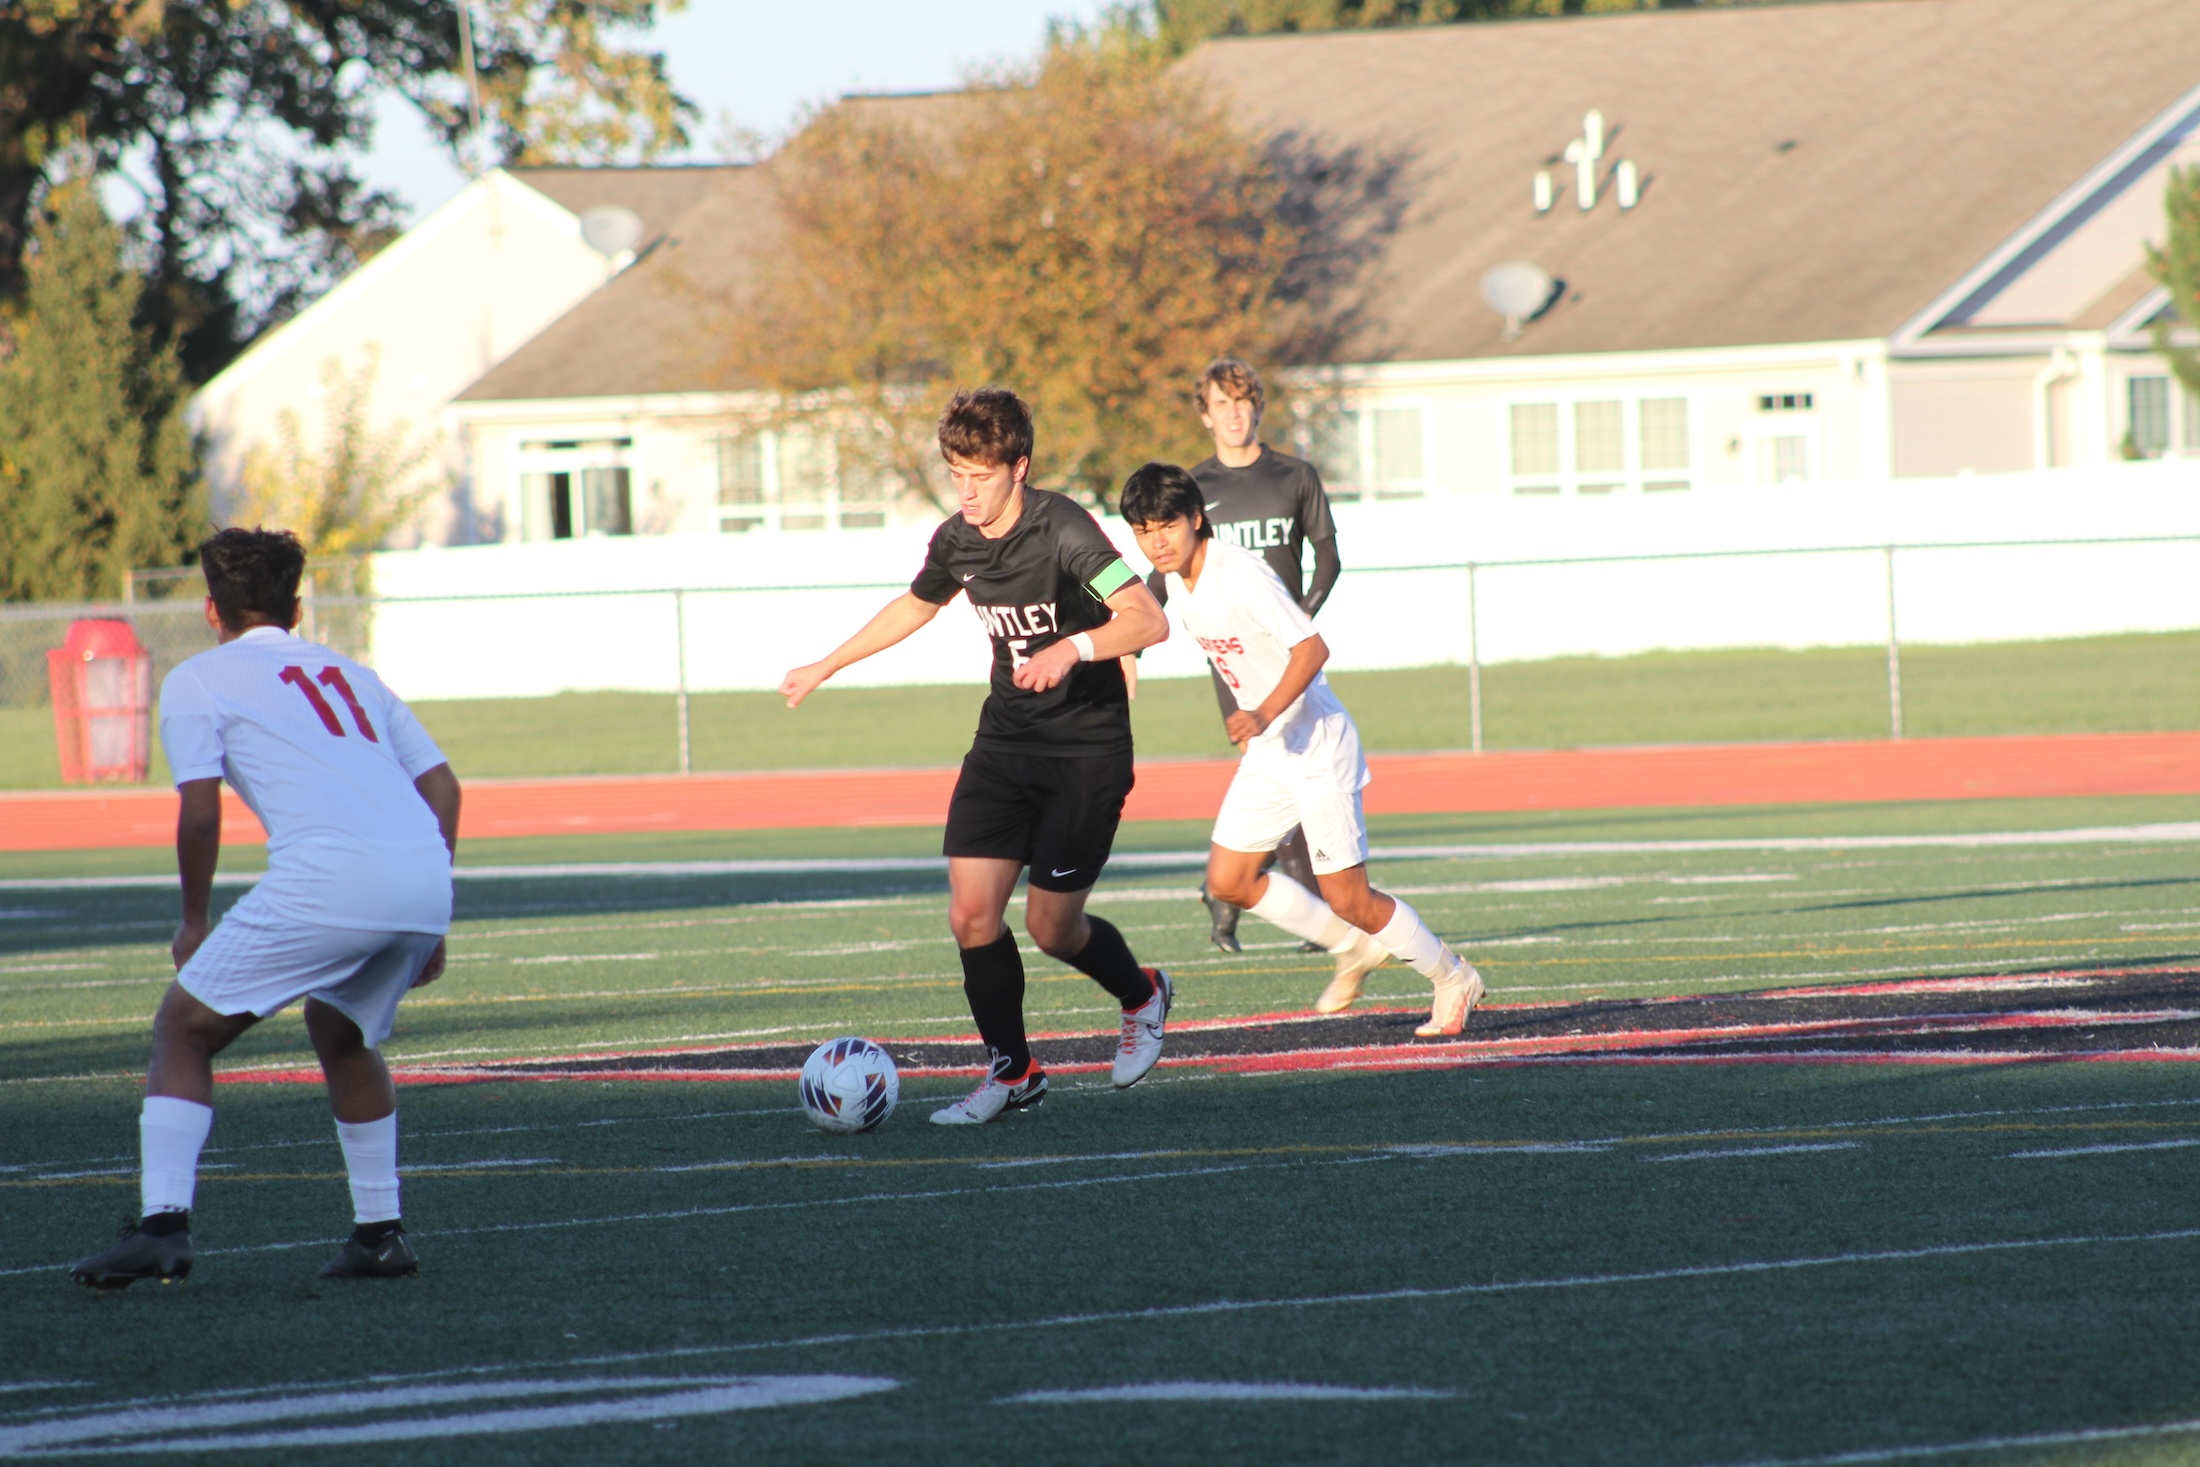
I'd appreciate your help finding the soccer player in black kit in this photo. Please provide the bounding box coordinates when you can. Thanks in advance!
[780,388,1175,1124]
[1167,357,1342,951]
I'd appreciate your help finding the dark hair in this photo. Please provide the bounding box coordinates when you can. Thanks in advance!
[1195,356,1263,417]
[938,387,1034,468]
[1117,462,1211,538]
[199,527,305,632]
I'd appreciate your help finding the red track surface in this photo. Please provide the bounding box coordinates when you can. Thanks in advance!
[8,730,2200,853]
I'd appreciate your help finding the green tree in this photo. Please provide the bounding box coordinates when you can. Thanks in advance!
[0,1,695,382]
[232,346,439,577]
[713,20,1300,510]
[0,176,201,603]
[2148,163,2200,402]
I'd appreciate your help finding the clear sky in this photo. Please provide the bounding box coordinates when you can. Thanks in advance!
[365,0,1117,221]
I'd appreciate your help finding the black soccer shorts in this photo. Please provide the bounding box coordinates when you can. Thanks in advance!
[942,745,1135,892]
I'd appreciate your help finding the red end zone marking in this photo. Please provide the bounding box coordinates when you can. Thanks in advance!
[15,730,2200,850]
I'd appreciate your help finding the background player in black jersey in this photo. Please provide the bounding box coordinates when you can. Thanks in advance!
[780,388,1174,1124]
[1156,356,1342,952]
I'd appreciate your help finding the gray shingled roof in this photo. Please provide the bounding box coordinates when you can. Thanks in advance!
[458,0,2200,404]
[459,166,770,402]
[1183,0,2200,362]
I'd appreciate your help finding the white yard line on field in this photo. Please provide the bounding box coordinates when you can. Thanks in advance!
[8,822,2199,894]
[2006,1137,2200,1159]
[1646,1142,1863,1163]
[1695,1413,2200,1465]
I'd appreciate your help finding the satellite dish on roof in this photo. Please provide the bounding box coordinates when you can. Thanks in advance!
[1480,260,1559,340]
[579,205,645,260]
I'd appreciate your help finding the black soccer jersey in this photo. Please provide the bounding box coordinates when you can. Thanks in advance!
[1190,447,1337,600]
[910,488,1139,756]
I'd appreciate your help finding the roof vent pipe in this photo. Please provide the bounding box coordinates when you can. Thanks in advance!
[1533,171,1554,213]
[1615,159,1639,210]
[1564,139,1596,210]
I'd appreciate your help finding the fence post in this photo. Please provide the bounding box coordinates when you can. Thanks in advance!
[1467,561,1483,755]
[673,588,691,775]
[1883,544,1903,740]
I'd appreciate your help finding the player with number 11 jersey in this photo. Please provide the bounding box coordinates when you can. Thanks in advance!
[70,528,458,1292]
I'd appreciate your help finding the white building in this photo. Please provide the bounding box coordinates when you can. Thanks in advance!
[196,0,2200,552]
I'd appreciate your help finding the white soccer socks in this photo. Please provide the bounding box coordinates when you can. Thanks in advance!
[1373,898,1456,980]
[336,1114,401,1224]
[1248,873,1358,953]
[140,1095,214,1218]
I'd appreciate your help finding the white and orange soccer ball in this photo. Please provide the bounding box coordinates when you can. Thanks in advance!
[798,1037,900,1134]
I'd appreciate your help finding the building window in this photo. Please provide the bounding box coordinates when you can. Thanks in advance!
[2185,387,2200,456]
[1573,400,1624,493]
[1765,435,1812,483]
[1508,395,1692,495]
[2128,375,2173,459]
[515,437,633,541]
[1308,407,1363,501]
[1509,403,1560,492]
[717,435,766,531]
[1639,397,1691,491]
[715,427,897,532]
[581,468,632,536]
[836,438,892,529]
[1757,392,1815,412]
[1370,407,1425,497]
[1300,404,1425,500]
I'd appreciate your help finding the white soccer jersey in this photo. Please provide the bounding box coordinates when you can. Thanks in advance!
[1165,539,1357,761]
[159,627,453,934]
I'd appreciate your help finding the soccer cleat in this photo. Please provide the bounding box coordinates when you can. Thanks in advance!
[319,1223,419,1279]
[70,1216,193,1290]
[1415,958,1486,1039]
[1314,930,1390,1014]
[930,1056,1049,1125]
[1199,882,1243,954]
[1112,968,1173,1089]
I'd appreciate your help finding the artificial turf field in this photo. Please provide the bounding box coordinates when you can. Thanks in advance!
[4,796,2200,1463]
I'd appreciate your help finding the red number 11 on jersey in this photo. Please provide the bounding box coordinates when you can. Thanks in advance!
[278,665,380,742]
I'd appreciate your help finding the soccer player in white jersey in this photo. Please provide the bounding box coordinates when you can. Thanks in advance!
[1120,463,1485,1036]
[70,529,461,1289]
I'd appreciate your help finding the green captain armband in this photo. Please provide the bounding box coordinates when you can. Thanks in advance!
[1086,558,1137,600]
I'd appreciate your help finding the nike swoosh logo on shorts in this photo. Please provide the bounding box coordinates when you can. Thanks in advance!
[1052,867,1076,877]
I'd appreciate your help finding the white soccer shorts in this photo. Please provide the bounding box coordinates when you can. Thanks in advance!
[178,894,442,1048]
[1211,749,1372,875]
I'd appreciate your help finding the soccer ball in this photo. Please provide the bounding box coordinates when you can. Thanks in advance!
[799,1037,899,1134]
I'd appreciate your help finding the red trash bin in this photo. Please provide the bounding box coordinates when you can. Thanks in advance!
[48,619,154,785]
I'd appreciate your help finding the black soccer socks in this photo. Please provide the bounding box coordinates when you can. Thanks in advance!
[959,929,1033,1077]
[1070,915,1155,1009]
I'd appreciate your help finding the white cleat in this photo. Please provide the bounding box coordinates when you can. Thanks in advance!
[929,1058,1048,1125]
[1415,958,1485,1039]
[1111,968,1172,1089]
[1315,930,1389,1014]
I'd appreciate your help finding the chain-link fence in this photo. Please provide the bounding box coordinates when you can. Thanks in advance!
[6,531,2198,786]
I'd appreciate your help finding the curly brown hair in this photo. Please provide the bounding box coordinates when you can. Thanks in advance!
[1194,356,1263,417]
[938,387,1035,469]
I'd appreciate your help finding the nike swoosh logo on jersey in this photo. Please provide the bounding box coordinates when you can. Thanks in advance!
[961,572,975,581]
[1205,502,1222,511]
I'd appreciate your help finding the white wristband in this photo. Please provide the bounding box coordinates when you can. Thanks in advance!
[1069,631,1096,662]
